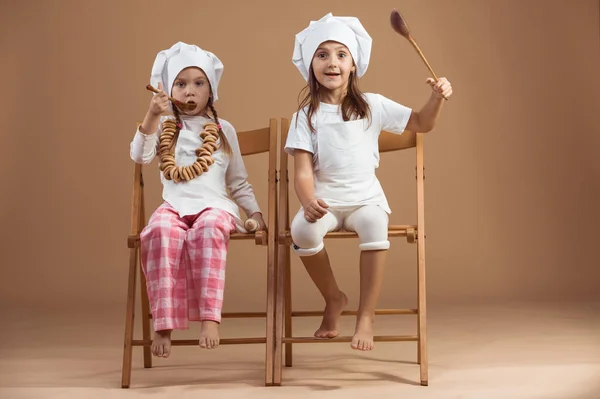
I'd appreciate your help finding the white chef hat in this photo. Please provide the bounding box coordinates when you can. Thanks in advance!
[292,13,372,81]
[150,41,224,105]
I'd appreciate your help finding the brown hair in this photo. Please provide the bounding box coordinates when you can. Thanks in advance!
[296,66,371,133]
[171,98,232,156]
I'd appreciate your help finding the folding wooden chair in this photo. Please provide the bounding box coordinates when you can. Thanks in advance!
[121,118,278,388]
[274,117,428,386]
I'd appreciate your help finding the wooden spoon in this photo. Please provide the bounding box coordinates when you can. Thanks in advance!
[390,9,447,100]
[146,84,198,111]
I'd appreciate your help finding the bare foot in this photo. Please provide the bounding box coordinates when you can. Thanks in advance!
[351,314,375,351]
[314,291,348,338]
[199,320,220,349]
[151,329,172,357]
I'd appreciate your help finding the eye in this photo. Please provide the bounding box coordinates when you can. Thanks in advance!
[338,52,347,58]
[195,81,204,86]
[175,82,184,87]
[317,52,327,59]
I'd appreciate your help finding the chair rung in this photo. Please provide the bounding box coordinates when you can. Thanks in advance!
[325,228,415,238]
[130,231,268,248]
[292,309,417,317]
[223,312,267,318]
[230,232,256,239]
[282,335,418,344]
[127,235,140,248]
[228,231,269,246]
[147,311,268,319]
[279,225,417,244]
[132,337,266,346]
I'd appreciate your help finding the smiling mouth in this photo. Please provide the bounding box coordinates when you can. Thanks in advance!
[325,73,340,77]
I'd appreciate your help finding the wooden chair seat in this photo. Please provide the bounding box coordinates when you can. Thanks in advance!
[128,231,268,248]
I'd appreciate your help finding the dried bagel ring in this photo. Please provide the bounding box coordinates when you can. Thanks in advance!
[180,166,191,181]
[197,157,209,172]
[204,142,218,152]
[191,162,203,176]
[169,166,178,181]
[196,148,212,158]
[185,165,196,179]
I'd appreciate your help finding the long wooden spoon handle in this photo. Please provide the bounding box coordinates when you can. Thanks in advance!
[146,84,177,103]
[408,37,439,81]
[407,38,448,100]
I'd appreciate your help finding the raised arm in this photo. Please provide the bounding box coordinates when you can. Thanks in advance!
[130,82,169,164]
[406,77,453,133]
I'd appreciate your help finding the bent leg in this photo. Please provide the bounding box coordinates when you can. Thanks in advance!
[291,209,347,338]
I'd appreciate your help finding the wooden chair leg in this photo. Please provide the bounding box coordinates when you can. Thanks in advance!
[273,241,286,385]
[264,238,277,386]
[284,246,293,367]
[416,133,428,386]
[121,247,138,388]
[137,185,152,369]
[417,241,428,386]
[139,270,153,368]
[417,325,422,365]
[417,247,422,366]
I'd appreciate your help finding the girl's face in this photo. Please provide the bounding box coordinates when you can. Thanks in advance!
[311,41,356,95]
[171,67,212,116]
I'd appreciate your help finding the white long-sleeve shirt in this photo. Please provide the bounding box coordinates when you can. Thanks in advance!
[130,114,261,230]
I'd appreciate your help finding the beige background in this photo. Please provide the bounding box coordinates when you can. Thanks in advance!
[0,0,598,318]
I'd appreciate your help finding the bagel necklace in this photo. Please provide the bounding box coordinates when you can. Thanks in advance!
[158,118,220,183]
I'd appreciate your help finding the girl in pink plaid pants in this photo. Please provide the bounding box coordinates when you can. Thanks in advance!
[130,42,265,357]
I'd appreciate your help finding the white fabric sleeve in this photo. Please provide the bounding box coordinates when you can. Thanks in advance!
[284,110,314,155]
[370,93,413,135]
[223,121,262,217]
[129,116,172,164]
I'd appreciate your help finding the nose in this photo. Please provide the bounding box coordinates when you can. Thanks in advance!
[185,86,195,96]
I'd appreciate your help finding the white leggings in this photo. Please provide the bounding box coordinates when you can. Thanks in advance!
[290,205,390,256]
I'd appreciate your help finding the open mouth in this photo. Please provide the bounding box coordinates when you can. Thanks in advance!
[186,100,197,105]
[325,73,340,77]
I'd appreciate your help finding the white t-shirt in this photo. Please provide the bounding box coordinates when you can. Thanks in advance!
[129,114,261,229]
[284,93,412,212]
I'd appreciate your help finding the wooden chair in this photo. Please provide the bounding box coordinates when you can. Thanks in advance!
[274,117,428,386]
[121,118,279,388]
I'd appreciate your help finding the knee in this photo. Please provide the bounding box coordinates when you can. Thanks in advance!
[290,217,324,257]
[194,209,234,237]
[357,222,390,251]
[352,208,389,251]
[359,240,390,251]
[140,220,165,241]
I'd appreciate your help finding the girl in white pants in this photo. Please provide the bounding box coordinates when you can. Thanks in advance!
[286,13,453,351]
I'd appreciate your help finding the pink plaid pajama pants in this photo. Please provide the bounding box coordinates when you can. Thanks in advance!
[140,202,236,332]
